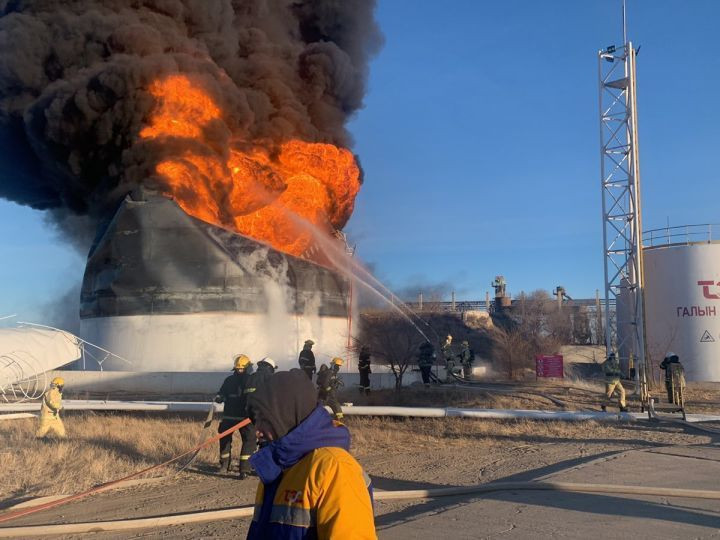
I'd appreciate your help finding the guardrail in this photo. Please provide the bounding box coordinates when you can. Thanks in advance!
[643,224,720,248]
[405,299,615,313]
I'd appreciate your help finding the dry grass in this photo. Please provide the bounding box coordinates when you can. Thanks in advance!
[0,410,633,501]
[348,416,618,453]
[340,385,606,411]
[3,381,718,503]
[0,413,218,500]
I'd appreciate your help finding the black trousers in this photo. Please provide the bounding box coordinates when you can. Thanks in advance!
[359,370,370,391]
[320,390,343,419]
[301,367,315,381]
[218,418,257,473]
[665,380,674,404]
[420,366,432,384]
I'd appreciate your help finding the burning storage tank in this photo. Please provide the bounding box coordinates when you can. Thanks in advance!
[80,192,351,371]
[0,3,382,371]
[643,225,720,381]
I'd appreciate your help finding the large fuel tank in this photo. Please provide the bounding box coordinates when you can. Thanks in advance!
[79,192,351,371]
[644,239,720,381]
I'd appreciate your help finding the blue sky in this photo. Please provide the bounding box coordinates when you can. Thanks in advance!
[1,1,719,320]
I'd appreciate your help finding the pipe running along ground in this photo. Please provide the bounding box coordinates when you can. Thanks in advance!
[6,399,720,423]
[2,480,720,537]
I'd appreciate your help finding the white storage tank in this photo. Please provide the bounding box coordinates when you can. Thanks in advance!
[643,225,720,381]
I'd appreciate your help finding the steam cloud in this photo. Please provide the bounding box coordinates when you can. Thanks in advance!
[0,0,382,246]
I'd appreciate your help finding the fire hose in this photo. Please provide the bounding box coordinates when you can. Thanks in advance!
[2,481,720,537]
[0,416,250,526]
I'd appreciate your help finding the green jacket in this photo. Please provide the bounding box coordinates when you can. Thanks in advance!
[603,358,622,381]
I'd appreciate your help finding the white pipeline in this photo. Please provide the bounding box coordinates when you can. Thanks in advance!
[2,400,720,423]
[2,481,720,537]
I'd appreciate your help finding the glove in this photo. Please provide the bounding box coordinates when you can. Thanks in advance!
[214,395,224,404]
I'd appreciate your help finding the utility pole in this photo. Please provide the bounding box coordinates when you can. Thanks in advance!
[595,289,603,346]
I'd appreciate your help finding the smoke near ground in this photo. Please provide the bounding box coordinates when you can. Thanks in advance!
[0,0,382,247]
[41,282,82,335]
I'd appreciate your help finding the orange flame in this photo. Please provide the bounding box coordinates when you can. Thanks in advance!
[140,75,360,259]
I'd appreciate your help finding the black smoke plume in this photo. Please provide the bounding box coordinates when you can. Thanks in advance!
[0,0,382,247]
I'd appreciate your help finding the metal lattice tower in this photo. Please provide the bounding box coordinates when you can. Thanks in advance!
[598,5,646,380]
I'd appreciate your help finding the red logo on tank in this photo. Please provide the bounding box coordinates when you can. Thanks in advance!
[698,281,720,300]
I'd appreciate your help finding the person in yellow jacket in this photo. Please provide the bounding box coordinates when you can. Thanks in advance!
[36,377,66,438]
[601,352,628,412]
[246,369,376,539]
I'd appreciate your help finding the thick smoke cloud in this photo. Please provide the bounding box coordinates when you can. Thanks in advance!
[0,0,382,246]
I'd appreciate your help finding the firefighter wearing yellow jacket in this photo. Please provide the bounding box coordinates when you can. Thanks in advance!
[36,377,66,438]
[246,369,376,540]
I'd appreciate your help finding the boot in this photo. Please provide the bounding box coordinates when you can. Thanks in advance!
[620,406,628,412]
[239,461,253,480]
[217,456,230,473]
[601,405,607,412]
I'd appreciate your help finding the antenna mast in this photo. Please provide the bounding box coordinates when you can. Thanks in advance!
[598,1,646,383]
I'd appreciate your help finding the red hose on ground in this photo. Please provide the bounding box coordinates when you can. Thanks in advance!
[0,418,251,525]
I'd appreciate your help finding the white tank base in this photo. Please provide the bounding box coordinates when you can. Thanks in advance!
[80,313,349,372]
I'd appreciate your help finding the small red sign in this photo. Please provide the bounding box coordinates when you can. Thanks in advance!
[535,355,564,378]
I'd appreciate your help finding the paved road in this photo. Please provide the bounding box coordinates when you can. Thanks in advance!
[376,445,720,539]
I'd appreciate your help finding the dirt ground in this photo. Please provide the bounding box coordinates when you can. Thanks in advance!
[1,383,719,538]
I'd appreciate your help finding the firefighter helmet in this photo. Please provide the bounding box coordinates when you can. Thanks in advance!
[51,377,65,387]
[331,357,344,367]
[304,339,315,346]
[233,354,251,370]
[259,357,277,370]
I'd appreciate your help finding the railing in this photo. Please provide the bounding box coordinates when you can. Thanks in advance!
[643,224,720,248]
[405,298,615,313]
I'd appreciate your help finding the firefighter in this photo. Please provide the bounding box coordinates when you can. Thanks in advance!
[298,339,316,380]
[255,357,277,380]
[441,334,458,382]
[660,353,684,405]
[601,352,628,412]
[214,354,257,478]
[317,357,344,420]
[418,341,435,387]
[357,346,371,395]
[245,357,277,399]
[36,377,66,438]
[246,370,375,539]
[458,340,474,379]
